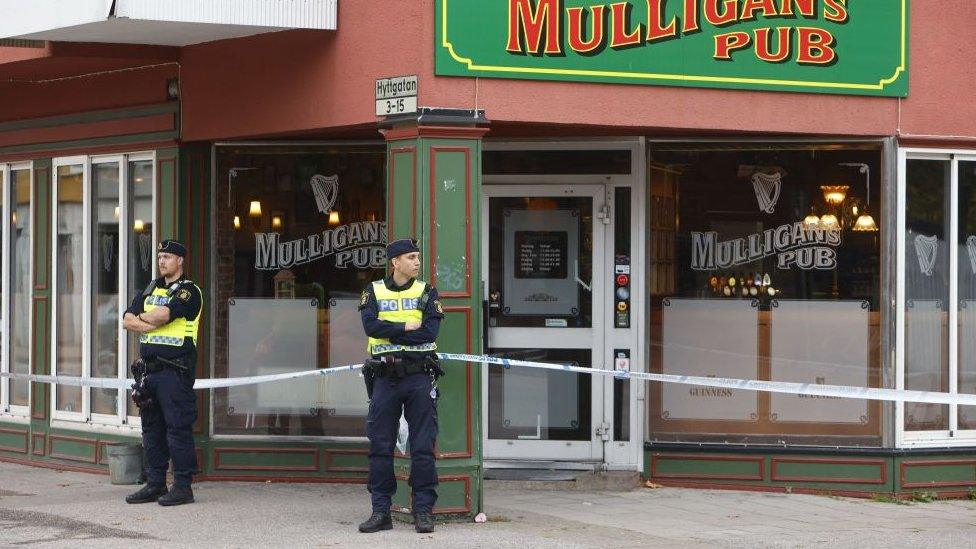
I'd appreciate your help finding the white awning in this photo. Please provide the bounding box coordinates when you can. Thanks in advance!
[0,0,336,46]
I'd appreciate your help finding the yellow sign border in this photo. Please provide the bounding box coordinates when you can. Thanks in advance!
[439,0,906,91]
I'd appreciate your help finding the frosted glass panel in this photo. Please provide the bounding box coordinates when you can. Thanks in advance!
[228,298,318,414]
[769,300,869,424]
[960,300,976,428]
[9,168,31,407]
[661,298,758,422]
[487,348,591,441]
[905,299,946,429]
[56,164,84,413]
[320,296,369,415]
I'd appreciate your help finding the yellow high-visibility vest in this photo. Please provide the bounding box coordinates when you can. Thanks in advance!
[139,282,202,347]
[366,280,437,355]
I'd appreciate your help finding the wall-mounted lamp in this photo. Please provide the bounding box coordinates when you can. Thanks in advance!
[249,200,263,218]
[134,219,145,232]
[839,162,879,232]
[271,215,283,230]
[328,210,340,226]
[166,77,180,100]
[233,215,241,230]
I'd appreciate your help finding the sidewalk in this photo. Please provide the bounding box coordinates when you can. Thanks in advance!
[2,461,975,548]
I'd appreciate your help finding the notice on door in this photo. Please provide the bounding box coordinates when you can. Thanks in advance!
[503,209,580,317]
[515,231,567,279]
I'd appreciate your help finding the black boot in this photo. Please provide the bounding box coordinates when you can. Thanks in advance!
[414,512,434,533]
[158,485,194,506]
[358,511,393,533]
[125,483,167,504]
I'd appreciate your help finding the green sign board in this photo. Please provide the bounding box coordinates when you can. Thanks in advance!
[435,0,908,97]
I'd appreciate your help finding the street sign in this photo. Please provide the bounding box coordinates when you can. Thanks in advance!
[375,75,418,116]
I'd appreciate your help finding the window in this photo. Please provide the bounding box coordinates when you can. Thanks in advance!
[899,151,976,445]
[213,144,386,438]
[647,143,886,447]
[1,162,32,416]
[51,153,155,424]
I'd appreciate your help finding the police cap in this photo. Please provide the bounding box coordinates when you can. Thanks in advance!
[158,239,187,257]
[386,238,419,261]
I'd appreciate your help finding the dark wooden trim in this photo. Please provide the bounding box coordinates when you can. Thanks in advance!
[96,441,107,465]
[650,453,765,481]
[0,102,178,133]
[32,165,50,291]
[428,146,473,299]
[31,296,50,419]
[382,126,489,141]
[31,434,46,456]
[0,114,175,149]
[896,136,976,149]
[770,457,887,485]
[391,474,472,515]
[46,434,98,463]
[440,306,474,460]
[0,454,108,475]
[212,447,320,472]
[323,448,369,473]
[648,479,881,499]
[900,459,976,489]
[0,427,29,453]
[195,475,365,484]
[0,134,178,162]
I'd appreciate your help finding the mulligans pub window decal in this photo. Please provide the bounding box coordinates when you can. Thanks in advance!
[435,0,908,97]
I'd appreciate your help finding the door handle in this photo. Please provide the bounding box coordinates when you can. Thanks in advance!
[574,260,591,292]
[482,297,490,352]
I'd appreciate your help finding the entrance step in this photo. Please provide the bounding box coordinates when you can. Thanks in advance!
[484,469,640,491]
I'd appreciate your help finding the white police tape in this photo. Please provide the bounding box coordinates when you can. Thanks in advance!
[438,353,976,407]
[0,364,364,391]
[3,352,976,407]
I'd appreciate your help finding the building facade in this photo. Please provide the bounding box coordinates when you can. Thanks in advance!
[2,1,976,517]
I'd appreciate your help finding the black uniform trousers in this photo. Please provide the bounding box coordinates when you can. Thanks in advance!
[140,366,198,487]
[366,370,438,514]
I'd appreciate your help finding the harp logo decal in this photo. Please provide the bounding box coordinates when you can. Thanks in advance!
[309,174,339,216]
[751,172,782,214]
[914,234,939,277]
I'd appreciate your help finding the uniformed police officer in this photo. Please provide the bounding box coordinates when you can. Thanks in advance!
[358,238,444,534]
[121,239,203,506]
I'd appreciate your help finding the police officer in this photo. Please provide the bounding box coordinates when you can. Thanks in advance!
[358,238,444,534]
[121,239,203,506]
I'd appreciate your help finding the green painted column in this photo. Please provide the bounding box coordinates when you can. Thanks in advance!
[30,159,52,450]
[382,116,488,520]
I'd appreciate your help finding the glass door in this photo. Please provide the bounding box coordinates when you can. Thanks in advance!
[899,151,976,446]
[482,184,606,461]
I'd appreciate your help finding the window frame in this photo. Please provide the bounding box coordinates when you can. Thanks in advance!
[0,161,33,419]
[50,152,155,428]
[209,141,387,441]
[897,148,976,447]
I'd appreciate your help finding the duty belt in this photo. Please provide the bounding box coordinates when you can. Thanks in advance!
[371,356,428,378]
[144,356,191,374]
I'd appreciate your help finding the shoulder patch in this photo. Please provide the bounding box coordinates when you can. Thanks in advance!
[434,300,444,314]
[360,290,369,307]
[177,289,192,301]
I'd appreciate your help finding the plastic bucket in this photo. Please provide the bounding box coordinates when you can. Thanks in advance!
[106,443,144,485]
